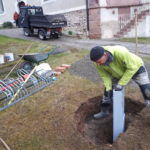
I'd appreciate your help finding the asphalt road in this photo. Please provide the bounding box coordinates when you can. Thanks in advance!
[0,28,150,55]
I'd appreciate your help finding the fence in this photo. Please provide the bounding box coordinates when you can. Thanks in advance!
[117,1,150,36]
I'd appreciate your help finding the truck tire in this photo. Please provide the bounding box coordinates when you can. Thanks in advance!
[20,61,33,72]
[38,30,46,40]
[23,28,31,36]
[53,33,59,39]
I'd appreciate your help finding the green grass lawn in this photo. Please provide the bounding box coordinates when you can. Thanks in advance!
[0,35,103,150]
[120,37,150,44]
[0,35,149,150]
[0,35,54,54]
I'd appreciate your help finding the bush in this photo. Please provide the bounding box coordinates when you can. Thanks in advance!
[2,22,13,28]
[68,31,73,35]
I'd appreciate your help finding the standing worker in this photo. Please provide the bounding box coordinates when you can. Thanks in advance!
[13,11,19,27]
[90,45,150,119]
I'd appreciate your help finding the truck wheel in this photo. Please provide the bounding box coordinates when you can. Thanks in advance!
[54,33,59,39]
[23,28,31,36]
[20,61,33,72]
[38,30,46,40]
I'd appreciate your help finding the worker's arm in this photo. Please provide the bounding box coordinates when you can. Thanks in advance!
[96,65,112,91]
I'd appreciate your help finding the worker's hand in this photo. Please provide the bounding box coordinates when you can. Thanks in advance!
[114,84,123,91]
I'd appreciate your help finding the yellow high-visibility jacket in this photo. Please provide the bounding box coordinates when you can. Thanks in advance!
[96,45,143,91]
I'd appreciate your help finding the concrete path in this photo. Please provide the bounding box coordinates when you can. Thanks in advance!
[0,28,150,55]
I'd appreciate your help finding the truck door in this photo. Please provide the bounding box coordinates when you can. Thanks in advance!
[18,8,29,28]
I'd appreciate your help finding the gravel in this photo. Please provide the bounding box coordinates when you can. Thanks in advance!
[70,55,101,83]
[70,55,150,86]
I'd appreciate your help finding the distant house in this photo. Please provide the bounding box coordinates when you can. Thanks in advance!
[0,0,87,37]
[86,0,150,38]
[0,0,150,39]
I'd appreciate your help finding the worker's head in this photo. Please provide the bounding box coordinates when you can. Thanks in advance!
[90,46,108,65]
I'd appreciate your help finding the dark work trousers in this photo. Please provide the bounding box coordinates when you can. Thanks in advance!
[101,66,150,108]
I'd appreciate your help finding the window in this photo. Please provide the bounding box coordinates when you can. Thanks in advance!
[20,8,26,17]
[0,0,4,14]
[28,9,35,15]
[43,0,54,2]
[41,0,56,4]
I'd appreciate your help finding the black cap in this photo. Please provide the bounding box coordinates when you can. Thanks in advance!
[90,46,105,62]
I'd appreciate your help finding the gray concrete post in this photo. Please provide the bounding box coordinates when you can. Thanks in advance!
[113,89,125,142]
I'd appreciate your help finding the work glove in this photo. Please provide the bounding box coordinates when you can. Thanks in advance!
[114,84,123,91]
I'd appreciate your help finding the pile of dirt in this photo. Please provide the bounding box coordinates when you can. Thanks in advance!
[74,96,150,149]
[70,55,101,83]
[71,55,150,149]
[70,55,150,83]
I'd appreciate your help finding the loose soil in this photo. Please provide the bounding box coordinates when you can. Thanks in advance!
[0,48,150,150]
[71,56,150,150]
[75,96,145,145]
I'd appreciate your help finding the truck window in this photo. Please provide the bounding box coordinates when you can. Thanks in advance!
[35,8,43,15]
[20,9,26,17]
[28,9,35,15]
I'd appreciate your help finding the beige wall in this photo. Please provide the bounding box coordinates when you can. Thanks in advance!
[0,0,29,25]
[26,0,86,15]
[0,0,86,25]
[41,0,85,15]
[106,0,140,6]
[27,0,40,6]
[0,0,16,25]
[63,9,87,37]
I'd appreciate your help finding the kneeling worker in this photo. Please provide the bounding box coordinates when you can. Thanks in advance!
[90,45,150,119]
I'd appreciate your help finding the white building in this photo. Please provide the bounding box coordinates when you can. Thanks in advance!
[0,0,150,39]
[0,0,87,36]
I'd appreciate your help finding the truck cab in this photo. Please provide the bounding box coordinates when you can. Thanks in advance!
[18,6,67,39]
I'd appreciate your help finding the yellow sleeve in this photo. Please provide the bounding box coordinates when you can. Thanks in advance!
[96,65,112,91]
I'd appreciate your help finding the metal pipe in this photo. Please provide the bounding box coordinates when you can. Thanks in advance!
[0,81,34,101]
[0,68,55,111]
[113,89,125,142]
[86,0,89,31]
[0,81,52,111]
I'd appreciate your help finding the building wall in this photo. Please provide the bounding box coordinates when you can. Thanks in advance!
[99,0,150,38]
[0,0,16,25]
[88,0,101,39]
[40,0,85,15]
[27,0,87,37]
[0,0,149,39]
[100,8,118,38]
[0,0,29,25]
[124,15,150,37]
[106,0,140,7]
[63,9,87,37]
[27,0,40,6]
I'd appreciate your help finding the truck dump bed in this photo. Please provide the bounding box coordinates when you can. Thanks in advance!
[18,6,67,28]
[29,14,67,28]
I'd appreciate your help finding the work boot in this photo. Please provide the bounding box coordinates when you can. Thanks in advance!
[93,107,109,119]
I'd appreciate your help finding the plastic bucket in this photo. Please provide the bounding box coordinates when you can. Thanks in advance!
[4,53,14,62]
[0,55,4,64]
[35,63,52,76]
